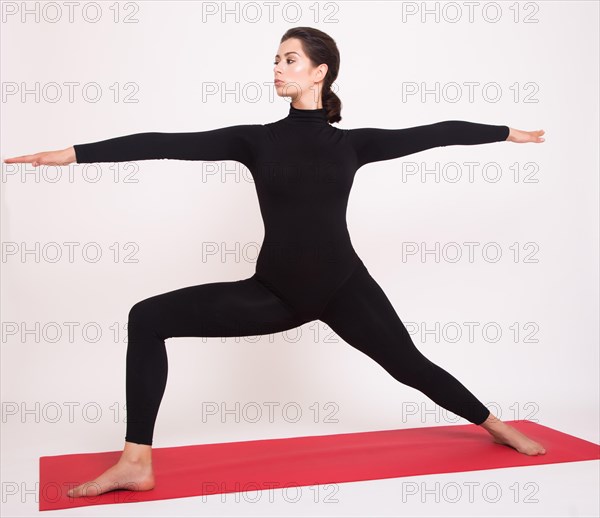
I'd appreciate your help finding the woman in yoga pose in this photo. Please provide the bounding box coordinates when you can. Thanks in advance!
[6,27,546,497]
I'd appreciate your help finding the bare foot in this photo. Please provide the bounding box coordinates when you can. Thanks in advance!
[480,413,546,456]
[66,441,155,498]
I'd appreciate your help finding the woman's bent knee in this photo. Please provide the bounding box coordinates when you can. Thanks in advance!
[128,298,163,342]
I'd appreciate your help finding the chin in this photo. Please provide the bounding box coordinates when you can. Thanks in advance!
[274,86,287,98]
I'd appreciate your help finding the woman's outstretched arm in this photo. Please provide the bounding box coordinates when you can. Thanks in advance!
[346,121,544,169]
[4,124,263,169]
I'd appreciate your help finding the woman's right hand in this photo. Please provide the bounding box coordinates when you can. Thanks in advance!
[3,146,77,166]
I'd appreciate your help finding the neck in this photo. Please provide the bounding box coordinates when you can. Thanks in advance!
[291,100,323,110]
[286,103,328,124]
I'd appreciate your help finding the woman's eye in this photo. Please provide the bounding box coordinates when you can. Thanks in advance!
[273,60,294,65]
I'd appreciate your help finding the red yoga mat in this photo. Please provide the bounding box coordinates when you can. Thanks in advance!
[39,420,600,511]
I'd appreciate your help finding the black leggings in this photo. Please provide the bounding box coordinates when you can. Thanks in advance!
[125,261,490,445]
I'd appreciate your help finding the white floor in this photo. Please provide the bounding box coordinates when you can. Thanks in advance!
[2,420,598,518]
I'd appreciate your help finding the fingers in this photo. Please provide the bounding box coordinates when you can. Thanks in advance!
[535,129,545,142]
[3,153,49,166]
[4,154,46,165]
[3,154,37,164]
[528,129,545,143]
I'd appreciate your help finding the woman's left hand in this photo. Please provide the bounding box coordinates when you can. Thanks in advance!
[507,127,545,143]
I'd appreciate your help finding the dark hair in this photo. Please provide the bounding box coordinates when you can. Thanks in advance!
[280,27,342,124]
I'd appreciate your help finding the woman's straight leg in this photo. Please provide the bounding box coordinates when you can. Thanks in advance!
[125,275,307,445]
[319,262,490,425]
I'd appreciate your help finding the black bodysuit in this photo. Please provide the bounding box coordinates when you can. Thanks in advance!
[74,104,509,445]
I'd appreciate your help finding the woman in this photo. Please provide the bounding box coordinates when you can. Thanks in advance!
[5,27,546,498]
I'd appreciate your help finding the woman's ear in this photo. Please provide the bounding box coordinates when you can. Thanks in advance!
[314,63,328,83]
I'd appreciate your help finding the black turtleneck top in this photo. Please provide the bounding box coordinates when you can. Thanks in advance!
[73,105,509,317]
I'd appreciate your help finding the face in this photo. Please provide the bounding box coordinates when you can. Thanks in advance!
[273,38,328,106]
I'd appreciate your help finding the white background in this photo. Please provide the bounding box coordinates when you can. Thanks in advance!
[1,1,598,516]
